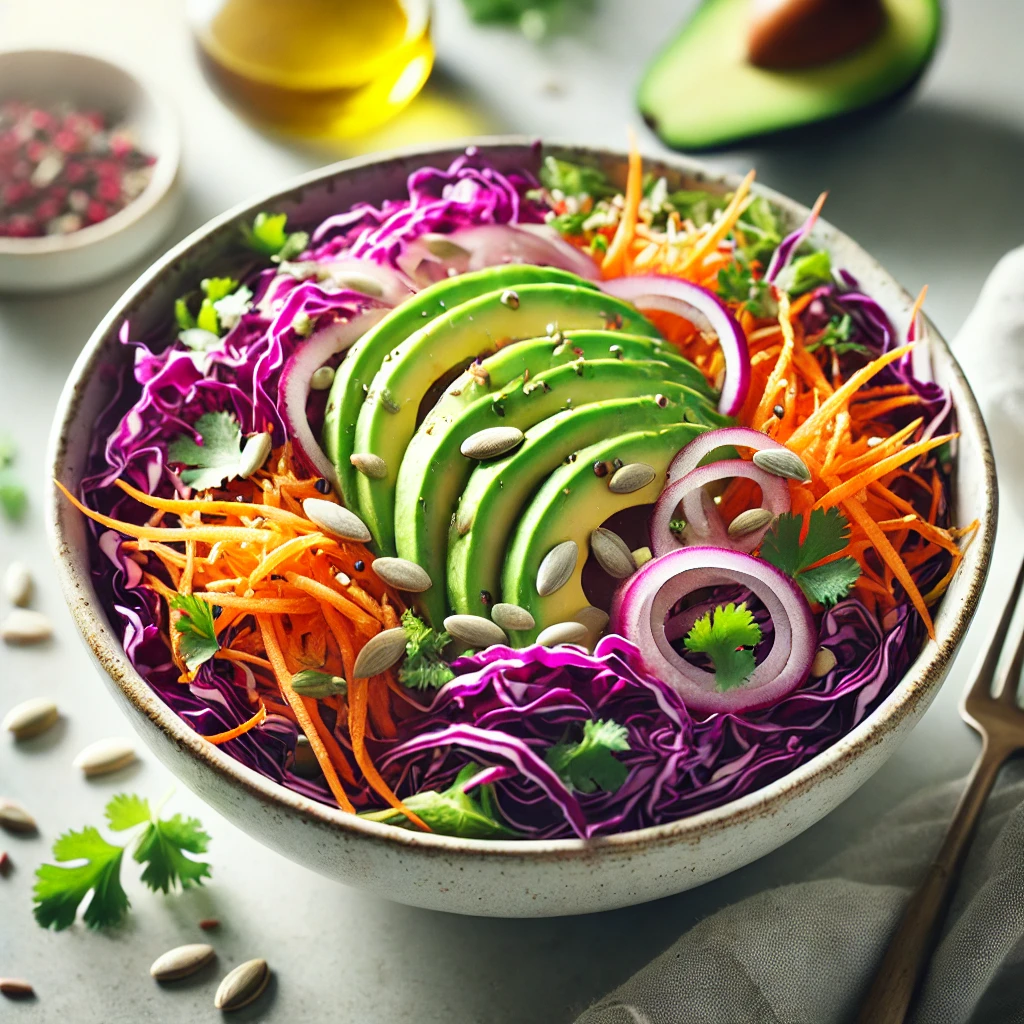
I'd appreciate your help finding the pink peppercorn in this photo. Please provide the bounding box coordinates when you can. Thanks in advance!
[85,199,107,224]
[94,177,121,203]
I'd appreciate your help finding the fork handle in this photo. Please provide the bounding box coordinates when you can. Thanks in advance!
[855,737,1010,1024]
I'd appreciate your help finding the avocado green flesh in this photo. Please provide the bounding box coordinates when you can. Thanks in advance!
[398,360,717,626]
[354,284,660,555]
[450,408,708,624]
[323,265,597,508]
[638,0,940,150]
[501,425,703,644]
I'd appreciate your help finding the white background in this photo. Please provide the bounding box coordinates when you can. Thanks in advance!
[1,0,1023,1020]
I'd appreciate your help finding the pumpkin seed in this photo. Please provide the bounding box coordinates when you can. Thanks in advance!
[443,614,507,648]
[0,609,52,644]
[608,462,657,493]
[500,289,520,310]
[0,798,36,834]
[237,432,272,479]
[214,958,269,1012]
[3,562,32,607]
[536,621,590,647]
[0,978,34,999]
[150,943,216,982]
[460,426,524,460]
[330,271,385,297]
[378,387,400,413]
[290,669,347,699]
[352,627,408,678]
[811,648,838,678]
[727,508,776,539]
[301,498,372,543]
[574,605,610,637]
[349,452,387,479]
[536,541,578,597]
[72,737,136,777]
[310,365,336,391]
[454,508,474,536]
[3,698,58,740]
[632,546,653,567]
[490,603,535,632]
[752,448,811,483]
[589,528,637,579]
[371,557,432,592]
[422,233,471,260]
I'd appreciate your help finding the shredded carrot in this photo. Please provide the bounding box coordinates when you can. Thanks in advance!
[203,703,267,745]
[602,132,642,277]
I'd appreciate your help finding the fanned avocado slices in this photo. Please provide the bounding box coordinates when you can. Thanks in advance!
[323,264,597,508]
[352,283,660,555]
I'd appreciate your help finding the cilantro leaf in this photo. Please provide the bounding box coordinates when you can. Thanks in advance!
[545,718,630,794]
[716,252,774,318]
[243,212,309,261]
[174,296,197,331]
[0,468,26,521]
[805,314,869,356]
[760,509,861,606]
[539,156,615,200]
[786,250,833,296]
[168,411,246,491]
[105,794,152,832]
[398,609,454,690]
[736,196,782,262]
[668,188,729,228]
[134,814,212,893]
[33,827,128,930]
[684,603,763,693]
[169,594,220,672]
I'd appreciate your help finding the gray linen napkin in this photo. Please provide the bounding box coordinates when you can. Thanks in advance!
[575,249,1024,1024]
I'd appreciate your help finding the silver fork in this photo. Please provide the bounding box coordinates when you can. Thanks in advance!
[856,556,1024,1024]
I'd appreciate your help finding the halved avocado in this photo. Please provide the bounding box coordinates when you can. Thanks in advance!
[638,0,940,150]
[501,425,701,644]
[323,265,598,508]
[398,359,717,625]
[353,284,660,555]
[450,410,708,622]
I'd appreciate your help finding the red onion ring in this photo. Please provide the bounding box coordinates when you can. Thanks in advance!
[279,309,388,488]
[610,546,816,715]
[599,275,750,417]
[666,425,789,483]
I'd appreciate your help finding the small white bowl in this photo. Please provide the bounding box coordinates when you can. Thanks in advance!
[0,49,182,292]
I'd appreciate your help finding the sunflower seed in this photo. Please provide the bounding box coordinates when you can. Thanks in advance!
[589,528,637,579]
[536,621,590,647]
[811,648,838,678]
[72,737,136,777]
[301,498,372,542]
[422,233,471,260]
[536,541,578,597]
[214,958,269,1012]
[500,289,520,310]
[0,799,36,834]
[460,426,524,460]
[349,452,387,479]
[727,508,776,539]
[370,557,432,592]
[0,979,34,999]
[310,365,336,391]
[752,448,811,483]
[490,603,535,632]
[4,562,32,607]
[237,432,272,479]
[632,546,653,567]
[574,605,610,638]
[608,462,657,494]
[352,627,409,678]
[329,271,385,297]
[3,698,58,740]
[443,615,507,648]
[150,943,216,982]
[0,609,52,644]
[290,669,347,699]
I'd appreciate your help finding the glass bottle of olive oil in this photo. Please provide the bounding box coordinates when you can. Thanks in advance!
[189,0,433,139]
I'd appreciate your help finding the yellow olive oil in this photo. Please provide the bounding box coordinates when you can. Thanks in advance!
[191,0,433,138]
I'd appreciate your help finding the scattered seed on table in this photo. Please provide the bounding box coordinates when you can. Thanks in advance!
[214,958,270,1012]
[0,978,34,1000]
[0,850,11,876]
[0,798,36,834]
[198,918,221,931]
[0,609,52,644]
[3,562,32,606]
[150,943,216,982]
[72,737,136,777]
[2,697,58,740]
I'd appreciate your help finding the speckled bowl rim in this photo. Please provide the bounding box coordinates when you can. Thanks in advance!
[47,137,997,860]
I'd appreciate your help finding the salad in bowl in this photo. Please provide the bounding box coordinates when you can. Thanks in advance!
[50,141,990,909]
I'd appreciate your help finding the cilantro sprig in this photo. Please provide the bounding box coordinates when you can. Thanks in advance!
[805,314,869,356]
[168,411,247,491]
[33,793,211,931]
[175,277,253,342]
[169,594,220,673]
[716,252,774,319]
[243,212,309,263]
[0,431,27,522]
[684,602,763,693]
[545,718,630,794]
[760,508,862,607]
[398,610,454,690]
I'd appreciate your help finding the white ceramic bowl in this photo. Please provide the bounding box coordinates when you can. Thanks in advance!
[47,140,996,917]
[0,49,182,292]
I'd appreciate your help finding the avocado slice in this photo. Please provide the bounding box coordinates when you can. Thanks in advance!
[449,408,710,623]
[501,425,702,644]
[398,359,718,625]
[353,284,660,555]
[323,265,598,508]
[638,0,940,150]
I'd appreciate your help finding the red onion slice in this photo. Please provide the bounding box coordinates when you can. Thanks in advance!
[610,546,816,715]
[600,275,750,417]
[666,425,789,483]
[279,309,388,488]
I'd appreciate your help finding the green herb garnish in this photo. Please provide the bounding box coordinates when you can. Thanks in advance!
[805,314,869,356]
[539,155,616,200]
[398,609,454,690]
[0,432,26,522]
[169,594,220,672]
[786,250,833,296]
[684,602,763,693]
[243,211,309,262]
[545,718,630,794]
[168,411,247,491]
[716,252,774,318]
